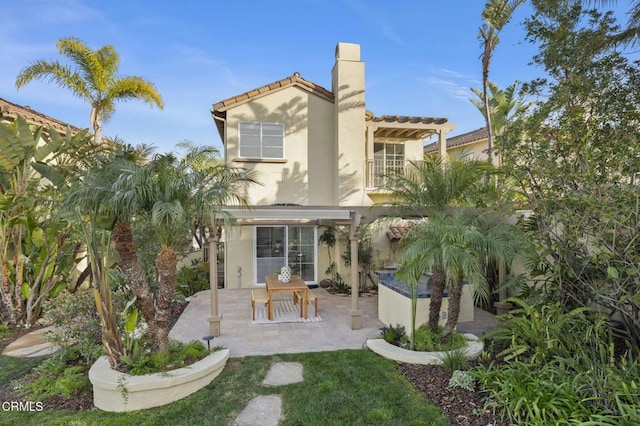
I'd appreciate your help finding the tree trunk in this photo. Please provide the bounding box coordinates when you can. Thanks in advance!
[441,279,463,341]
[154,245,177,352]
[111,221,157,335]
[428,266,446,332]
[0,264,16,324]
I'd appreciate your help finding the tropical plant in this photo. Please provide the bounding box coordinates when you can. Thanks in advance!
[15,37,163,144]
[378,156,492,347]
[470,80,529,142]
[478,0,526,164]
[83,143,257,352]
[0,116,99,325]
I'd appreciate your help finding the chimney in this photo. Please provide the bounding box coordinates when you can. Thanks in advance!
[331,42,366,206]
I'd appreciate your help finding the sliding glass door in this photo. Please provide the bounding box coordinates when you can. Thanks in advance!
[255,226,317,285]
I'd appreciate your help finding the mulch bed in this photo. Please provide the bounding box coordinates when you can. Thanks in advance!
[399,363,503,426]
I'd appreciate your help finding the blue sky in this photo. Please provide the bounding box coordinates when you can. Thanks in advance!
[0,1,627,153]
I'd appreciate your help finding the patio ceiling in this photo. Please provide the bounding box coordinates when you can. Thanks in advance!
[223,206,368,225]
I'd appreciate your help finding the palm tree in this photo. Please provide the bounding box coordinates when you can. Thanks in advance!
[111,144,257,352]
[379,157,490,345]
[478,0,525,164]
[16,37,163,144]
[400,210,520,340]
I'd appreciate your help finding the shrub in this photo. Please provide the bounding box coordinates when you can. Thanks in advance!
[19,348,92,400]
[413,324,467,352]
[441,348,469,371]
[43,289,127,363]
[120,339,210,375]
[486,298,594,365]
[0,324,11,338]
[448,370,474,392]
[380,324,407,347]
[176,261,210,297]
[474,297,640,424]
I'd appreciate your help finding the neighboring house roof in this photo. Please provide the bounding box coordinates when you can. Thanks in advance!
[424,126,487,153]
[211,73,450,142]
[0,97,82,135]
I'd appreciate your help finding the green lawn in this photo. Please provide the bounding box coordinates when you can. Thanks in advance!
[0,349,447,425]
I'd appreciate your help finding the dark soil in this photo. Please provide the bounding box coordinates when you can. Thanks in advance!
[399,363,503,426]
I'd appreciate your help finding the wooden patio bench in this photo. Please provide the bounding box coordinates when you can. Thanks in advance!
[293,289,318,317]
[251,288,269,320]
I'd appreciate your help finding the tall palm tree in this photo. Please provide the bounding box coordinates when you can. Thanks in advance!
[16,37,163,144]
[478,0,525,164]
[379,157,490,344]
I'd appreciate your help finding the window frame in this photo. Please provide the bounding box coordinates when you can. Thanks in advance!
[238,121,285,160]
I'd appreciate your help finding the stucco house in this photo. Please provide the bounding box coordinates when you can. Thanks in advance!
[424,126,491,161]
[207,42,459,332]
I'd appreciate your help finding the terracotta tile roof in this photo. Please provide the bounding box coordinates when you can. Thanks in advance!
[386,223,416,241]
[212,72,334,113]
[424,126,487,152]
[0,97,82,134]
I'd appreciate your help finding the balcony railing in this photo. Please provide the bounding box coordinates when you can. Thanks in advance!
[366,159,406,188]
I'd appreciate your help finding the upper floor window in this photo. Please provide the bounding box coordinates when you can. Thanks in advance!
[373,142,405,186]
[239,122,284,159]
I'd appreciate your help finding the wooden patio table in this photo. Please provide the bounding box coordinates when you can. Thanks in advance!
[265,274,308,321]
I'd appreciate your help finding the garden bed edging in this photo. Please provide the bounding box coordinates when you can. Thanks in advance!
[89,348,230,412]
[366,333,483,365]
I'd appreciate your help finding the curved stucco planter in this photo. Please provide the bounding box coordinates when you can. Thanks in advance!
[366,333,483,365]
[89,348,230,412]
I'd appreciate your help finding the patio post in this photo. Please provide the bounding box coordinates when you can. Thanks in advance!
[439,129,447,164]
[350,211,362,329]
[208,223,222,336]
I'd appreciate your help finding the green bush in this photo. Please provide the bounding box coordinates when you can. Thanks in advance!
[441,348,469,371]
[474,297,640,424]
[413,324,467,352]
[121,339,211,375]
[19,348,92,400]
[486,298,594,365]
[0,324,11,338]
[380,323,407,347]
[176,261,210,297]
[43,289,127,363]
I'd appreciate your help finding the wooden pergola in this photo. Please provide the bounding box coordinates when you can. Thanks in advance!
[206,207,365,336]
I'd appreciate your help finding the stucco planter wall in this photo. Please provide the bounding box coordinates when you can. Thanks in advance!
[89,348,230,412]
[366,333,483,365]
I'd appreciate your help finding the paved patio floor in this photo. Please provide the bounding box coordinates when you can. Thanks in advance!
[169,288,497,358]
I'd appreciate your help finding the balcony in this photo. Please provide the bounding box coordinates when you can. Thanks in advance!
[366,159,406,189]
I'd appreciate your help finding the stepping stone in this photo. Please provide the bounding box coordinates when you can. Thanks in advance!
[3,326,57,358]
[234,395,282,426]
[262,362,303,386]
